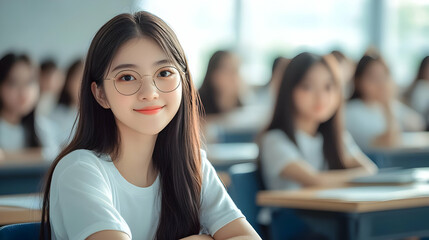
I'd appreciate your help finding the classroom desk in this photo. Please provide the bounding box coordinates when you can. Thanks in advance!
[258,183,429,240]
[206,143,258,170]
[0,194,41,225]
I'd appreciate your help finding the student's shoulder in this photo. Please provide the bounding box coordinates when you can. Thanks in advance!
[261,129,293,146]
[53,149,106,177]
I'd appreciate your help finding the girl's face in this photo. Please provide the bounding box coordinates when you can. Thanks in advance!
[0,61,39,117]
[358,61,393,102]
[212,54,241,97]
[92,37,182,136]
[293,63,340,123]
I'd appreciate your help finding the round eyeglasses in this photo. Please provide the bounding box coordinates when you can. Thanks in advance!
[104,66,182,96]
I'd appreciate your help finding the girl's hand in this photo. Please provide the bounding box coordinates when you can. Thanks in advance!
[180,234,214,240]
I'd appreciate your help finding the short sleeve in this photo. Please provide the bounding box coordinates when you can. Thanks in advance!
[199,150,245,236]
[50,152,131,240]
[260,130,302,178]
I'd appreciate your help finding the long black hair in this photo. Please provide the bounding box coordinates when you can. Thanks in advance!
[349,54,389,100]
[198,50,242,115]
[40,11,203,240]
[0,53,41,148]
[261,52,345,170]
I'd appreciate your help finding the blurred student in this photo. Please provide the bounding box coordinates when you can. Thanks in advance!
[48,59,83,146]
[404,56,429,129]
[40,11,260,240]
[254,56,290,107]
[345,54,425,150]
[199,50,243,117]
[0,53,58,163]
[330,50,355,98]
[37,59,65,116]
[260,52,377,191]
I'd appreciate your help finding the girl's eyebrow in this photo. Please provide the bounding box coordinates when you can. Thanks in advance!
[111,59,171,72]
[153,59,171,67]
[112,63,137,72]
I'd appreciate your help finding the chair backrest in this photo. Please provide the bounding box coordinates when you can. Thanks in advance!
[227,163,263,234]
[0,222,42,240]
[0,164,50,195]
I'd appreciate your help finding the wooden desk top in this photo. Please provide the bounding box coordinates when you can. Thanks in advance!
[0,194,41,225]
[257,183,429,213]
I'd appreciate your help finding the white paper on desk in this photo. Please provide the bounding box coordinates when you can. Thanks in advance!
[316,185,429,202]
[0,195,42,209]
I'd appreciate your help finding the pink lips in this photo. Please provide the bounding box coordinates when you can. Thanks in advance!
[134,105,164,115]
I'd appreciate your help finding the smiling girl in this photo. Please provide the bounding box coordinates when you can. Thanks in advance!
[40,11,260,240]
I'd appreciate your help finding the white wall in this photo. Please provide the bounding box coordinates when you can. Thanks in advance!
[0,0,139,68]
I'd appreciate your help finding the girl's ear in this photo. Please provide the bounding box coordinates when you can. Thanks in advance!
[91,82,110,109]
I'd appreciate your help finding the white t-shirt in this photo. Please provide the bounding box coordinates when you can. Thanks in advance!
[0,116,58,161]
[48,104,78,147]
[410,80,429,116]
[260,129,362,191]
[49,149,244,240]
[0,118,25,151]
[345,99,424,150]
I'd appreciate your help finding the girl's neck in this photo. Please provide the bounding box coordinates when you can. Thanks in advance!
[0,109,21,125]
[294,115,319,137]
[113,119,158,188]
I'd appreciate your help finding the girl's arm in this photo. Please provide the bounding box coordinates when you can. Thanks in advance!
[182,218,261,240]
[371,101,401,148]
[280,160,375,188]
[86,230,130,240]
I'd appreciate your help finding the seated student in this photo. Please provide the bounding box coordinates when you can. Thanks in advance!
[0,53,58,163]
[345,53,425,150]
[199,50,243,117]
[37,59,65,116]
[403,56,429,129]
[259,52,377,192]
[47,58,83,146]
[330,50,355,99]
[40,11,260,240]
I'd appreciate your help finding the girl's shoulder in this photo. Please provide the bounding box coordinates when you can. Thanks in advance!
[261,129,293,146]
[53,149,108,180]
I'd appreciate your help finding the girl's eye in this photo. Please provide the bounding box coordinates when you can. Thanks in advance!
[158,70,172,78]
[119,75,136,82]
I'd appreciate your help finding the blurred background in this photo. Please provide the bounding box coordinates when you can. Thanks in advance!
[1,1,429,240]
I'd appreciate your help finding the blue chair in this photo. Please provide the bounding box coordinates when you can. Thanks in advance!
[0,164,50,195]
[0,222,46,240]
[227,163,264,236]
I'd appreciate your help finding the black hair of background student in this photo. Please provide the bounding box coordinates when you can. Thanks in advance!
[198,50,242,115]
[349,54,389,100]
[40,11,203,240]
[58,59,83,107]
[0,53,41,147]
[40,59,57,74]
[403,56,429,102]
[263,52,345,170]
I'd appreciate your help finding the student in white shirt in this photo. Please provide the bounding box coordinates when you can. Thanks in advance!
[0,53,58,163]
[345,54,425,150]
[403,56,429,129]
[47,59,83,147]
[40,11,260,240]
[259,52,377,192]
